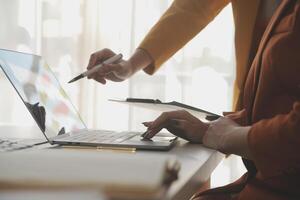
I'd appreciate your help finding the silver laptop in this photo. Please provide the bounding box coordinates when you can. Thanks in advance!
[0,49,177,151]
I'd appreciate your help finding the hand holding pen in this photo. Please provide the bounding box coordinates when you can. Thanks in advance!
[70,48,137,84]
[69,51,123,83]
[69,48,154,84]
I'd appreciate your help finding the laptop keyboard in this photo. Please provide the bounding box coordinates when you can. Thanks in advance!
[56,130,140,144]
[0,139,34,152]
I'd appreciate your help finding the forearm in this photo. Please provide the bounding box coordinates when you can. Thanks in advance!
[138,0,229,74]
[203,117,253,159]
[127,48,154,75]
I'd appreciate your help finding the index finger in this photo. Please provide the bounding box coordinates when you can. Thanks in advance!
[149,110,196,130]
[87,49,115,70]
[142,126,164,139]
[142,119,182,139]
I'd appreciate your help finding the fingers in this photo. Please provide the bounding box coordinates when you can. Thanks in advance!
[93,75,107,84]
[141,110,208,143]
[141,120,165,139]
[142,118,192,139]
[87,63,119,79]
[169,119,189,130]
[164,125,188,140]
[86,49,118,84]
[87,48,116,70]
[148,110,196,130]
[141,110,194,139]
[153,118,183,129]
[86,49,132,84]
[142,122,152,127]
[87,64,120,84]
[87,61,130,84]
[167,119,207,143]
[142,126,164,139]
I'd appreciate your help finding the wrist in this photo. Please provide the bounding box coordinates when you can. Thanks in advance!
[202,118,224,149]
[202,117,252,159]
[128,48,153,75]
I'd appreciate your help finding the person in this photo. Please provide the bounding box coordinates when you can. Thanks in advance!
[86,0,300,199]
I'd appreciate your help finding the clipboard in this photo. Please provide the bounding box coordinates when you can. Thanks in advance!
[109,98,221,121]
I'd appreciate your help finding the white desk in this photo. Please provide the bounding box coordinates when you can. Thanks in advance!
[135,140,224,200]
[0,125,224,200]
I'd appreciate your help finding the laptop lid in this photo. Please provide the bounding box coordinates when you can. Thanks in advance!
[0,49,86,142]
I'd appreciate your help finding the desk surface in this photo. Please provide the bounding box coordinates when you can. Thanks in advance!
[0,125,224,200]
[32,140,224,200]
[136,140,224,200]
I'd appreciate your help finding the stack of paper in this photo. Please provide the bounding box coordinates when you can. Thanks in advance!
[0,150,180,200]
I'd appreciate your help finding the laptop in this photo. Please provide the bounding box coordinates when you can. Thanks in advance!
[0,49,177,151]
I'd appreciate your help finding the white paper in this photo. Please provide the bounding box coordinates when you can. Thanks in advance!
[109,99,220,120]
[0,150,176,195]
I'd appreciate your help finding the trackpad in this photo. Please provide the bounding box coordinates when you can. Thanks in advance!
[120,135,177,147]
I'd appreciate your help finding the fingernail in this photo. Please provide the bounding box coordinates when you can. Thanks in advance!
[142,122,152,128]
[142,122,148,126]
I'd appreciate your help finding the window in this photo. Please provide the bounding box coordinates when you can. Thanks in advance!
[0,0,245,187]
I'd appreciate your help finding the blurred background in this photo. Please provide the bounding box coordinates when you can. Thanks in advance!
[0,0,246,188]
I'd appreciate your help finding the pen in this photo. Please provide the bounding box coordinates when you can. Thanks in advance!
[68,53,123,83]
[97,146,136,153]
[62,145,136,153]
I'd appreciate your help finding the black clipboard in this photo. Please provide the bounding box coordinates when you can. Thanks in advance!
[109,98,221,121]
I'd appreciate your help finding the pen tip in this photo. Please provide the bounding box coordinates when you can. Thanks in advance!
[68,74,84,84]
[68,79,75,84]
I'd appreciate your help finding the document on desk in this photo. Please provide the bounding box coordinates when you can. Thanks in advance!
[110,98,221,121]
[0,150,180,200]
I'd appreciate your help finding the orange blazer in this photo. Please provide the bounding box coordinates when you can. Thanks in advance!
[196,1,300,199]
[139,0,300,199]
[139,0,262,110]
[240,0,300,199]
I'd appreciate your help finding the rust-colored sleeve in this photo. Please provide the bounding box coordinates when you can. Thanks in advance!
[248,102,300,178]
[138,0,229,75]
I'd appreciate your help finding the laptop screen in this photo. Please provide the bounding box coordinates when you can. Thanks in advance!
[0,49,86,140]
